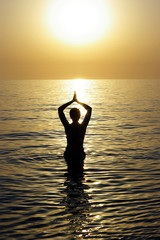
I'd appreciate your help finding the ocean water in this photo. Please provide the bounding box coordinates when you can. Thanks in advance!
[0,79,160,240]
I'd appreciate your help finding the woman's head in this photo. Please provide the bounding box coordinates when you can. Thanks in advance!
[70,108,80,122]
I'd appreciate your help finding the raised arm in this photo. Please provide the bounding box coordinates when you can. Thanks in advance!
[77,99,92,127]
[58,99,74,127]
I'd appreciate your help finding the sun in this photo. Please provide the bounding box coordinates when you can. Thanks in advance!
[46,0,112,45]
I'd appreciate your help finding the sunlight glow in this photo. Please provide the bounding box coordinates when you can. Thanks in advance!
[71,79,89,101]
[70,79,91,118]
[46,0,112,45]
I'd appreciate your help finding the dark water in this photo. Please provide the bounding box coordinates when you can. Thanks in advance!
[0,79,160,239]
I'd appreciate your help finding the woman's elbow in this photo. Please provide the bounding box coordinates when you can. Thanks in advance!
[58,107,63,115]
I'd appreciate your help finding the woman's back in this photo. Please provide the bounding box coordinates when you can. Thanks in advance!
[58,92,92,173]
[65,122,86,151]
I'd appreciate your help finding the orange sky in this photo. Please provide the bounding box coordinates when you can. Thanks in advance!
[0,0,160,80]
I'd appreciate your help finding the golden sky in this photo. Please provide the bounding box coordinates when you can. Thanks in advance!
[0,0,160,80]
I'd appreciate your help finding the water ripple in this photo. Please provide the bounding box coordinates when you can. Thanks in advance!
[0,80,160,239]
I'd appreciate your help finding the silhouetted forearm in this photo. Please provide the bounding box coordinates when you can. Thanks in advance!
[58,100,73,112]
[77,100,92,112]
[58,100,74,126]
[78,100,92,126]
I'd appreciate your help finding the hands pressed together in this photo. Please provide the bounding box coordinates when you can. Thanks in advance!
[72,91,78,103]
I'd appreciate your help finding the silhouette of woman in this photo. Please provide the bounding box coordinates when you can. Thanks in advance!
[58,92,92,173]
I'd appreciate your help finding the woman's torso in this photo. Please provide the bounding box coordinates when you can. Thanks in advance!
[65,123,86,152]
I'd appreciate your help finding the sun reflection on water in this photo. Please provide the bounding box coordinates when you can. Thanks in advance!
[71,79,91,101]
[63,79,92,120]
[63,173,92,238]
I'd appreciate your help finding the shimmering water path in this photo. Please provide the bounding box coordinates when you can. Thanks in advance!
[0,79,160,239]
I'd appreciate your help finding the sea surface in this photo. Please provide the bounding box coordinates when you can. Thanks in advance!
[0,79,160,240]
